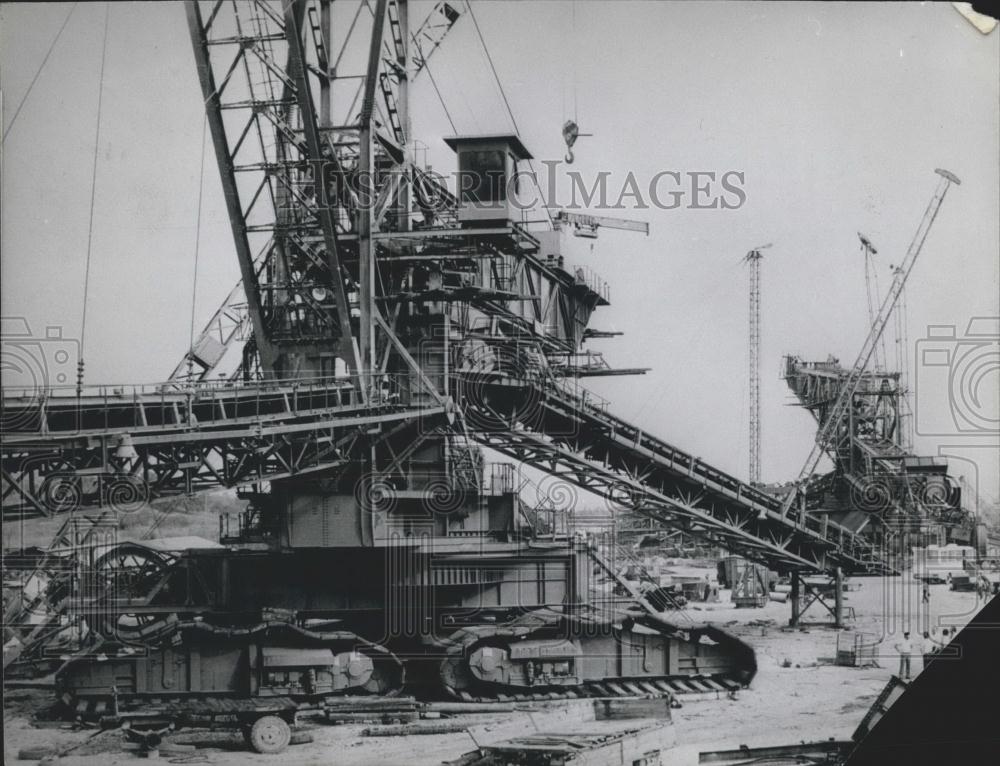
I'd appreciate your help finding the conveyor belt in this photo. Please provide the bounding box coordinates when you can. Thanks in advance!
[459,373,890,575]
[1,377,447,518]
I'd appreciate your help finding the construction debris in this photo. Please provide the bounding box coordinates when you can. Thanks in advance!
[364,721,471,737]
[323,696,422,725]
[450,722,671,766]
[835,632,881,669]
[698,740,851,765]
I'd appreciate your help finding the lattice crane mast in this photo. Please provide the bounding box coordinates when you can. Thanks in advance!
[410,1,463,77]
[172,0,467,385]
[858,232,889,373]
[743,244,771,485]
[779,168,961,516]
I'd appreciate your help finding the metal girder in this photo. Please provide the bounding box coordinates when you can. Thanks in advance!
[552,210,649,236]
[409,0,462,79]
[186,0,391,383]
[780,170,960,514]
[282,0,360,374]
[186,0,275,373]
[783,355,966,527]
[168,239,273,383]
[358,0,390,373]
[2,374,448,518]
[2,405,446,520]
[473,427,823,573]
[458,374,889,575]
[2,405,446,519]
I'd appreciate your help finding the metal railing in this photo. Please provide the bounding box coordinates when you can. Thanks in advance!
[571,265,611,303]
[529,374,888,572]
[1,372,429,437]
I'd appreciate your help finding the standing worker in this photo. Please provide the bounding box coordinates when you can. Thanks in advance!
[922,584,930,604]
[894,631,913,680]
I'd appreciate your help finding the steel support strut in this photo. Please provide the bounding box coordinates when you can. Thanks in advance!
[185,1,275,374]
[282,0,361,379]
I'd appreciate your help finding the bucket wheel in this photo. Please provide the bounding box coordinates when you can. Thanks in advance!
[92,543,173,642]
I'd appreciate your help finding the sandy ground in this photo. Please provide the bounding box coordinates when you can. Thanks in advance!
[4,571,987,766]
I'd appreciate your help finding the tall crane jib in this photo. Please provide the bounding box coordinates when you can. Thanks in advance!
[0,1,969,734]
[779,169,961,522]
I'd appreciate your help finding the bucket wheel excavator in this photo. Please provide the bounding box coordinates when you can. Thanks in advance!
[2,0,913,724]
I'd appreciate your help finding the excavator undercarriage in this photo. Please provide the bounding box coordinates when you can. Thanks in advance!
[57,620,405,716]
[48,539,756,716]
[437,608,755,702]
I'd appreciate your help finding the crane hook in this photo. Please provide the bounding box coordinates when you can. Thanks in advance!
[562,119,579,165]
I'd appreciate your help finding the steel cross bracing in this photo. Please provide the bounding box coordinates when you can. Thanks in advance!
[458,374,889,575]
[779,169,960,516]
[185,0,417,380]
[783,358,905,466]
[782,356,966,527]
[168,238,272,383]
[1,377,448,519]
[172,219,601,385]
[2,1,893,584]
[182,1,469,384]
[2,509,123,669]
[409,1,463,77]
[744,249,764,485]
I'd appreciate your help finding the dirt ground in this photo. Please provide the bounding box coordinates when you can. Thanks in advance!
[4,569,987,766]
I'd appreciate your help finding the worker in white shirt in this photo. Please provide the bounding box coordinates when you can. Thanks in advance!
[894,631,913,680]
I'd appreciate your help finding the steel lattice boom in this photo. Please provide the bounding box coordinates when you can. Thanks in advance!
[779,169,960,516]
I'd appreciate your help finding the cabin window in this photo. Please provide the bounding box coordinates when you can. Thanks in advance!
[459,150,506,203]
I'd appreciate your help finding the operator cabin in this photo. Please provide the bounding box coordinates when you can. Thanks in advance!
[445,134,533,226]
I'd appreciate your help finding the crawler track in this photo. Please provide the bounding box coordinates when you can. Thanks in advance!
[57,620,405,719]
[438,608,755,702]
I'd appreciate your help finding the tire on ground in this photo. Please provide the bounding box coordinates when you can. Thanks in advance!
[247,715,291,754]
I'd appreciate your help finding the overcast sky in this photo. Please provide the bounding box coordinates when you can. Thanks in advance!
[2,1,998,503]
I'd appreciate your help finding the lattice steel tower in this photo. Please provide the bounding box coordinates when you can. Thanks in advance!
[744,246,769,484]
